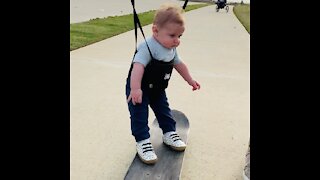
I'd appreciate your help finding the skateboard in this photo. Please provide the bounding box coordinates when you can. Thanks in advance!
[124,109,190,180]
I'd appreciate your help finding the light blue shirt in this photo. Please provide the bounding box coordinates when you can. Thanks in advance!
[133,36,182,67]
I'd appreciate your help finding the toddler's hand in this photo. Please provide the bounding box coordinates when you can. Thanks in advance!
[127,89,143,105]
[189,80,201,91]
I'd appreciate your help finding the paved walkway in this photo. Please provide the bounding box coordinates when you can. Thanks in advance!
[71,5,250,180]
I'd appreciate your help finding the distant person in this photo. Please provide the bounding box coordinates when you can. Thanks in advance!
[217,0,227,8]
[217,0,226,3]
[125,3,200,164]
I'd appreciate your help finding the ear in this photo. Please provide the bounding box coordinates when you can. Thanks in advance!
[152,25,158,35]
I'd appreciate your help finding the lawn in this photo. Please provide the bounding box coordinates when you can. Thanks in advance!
[233,3,250,34]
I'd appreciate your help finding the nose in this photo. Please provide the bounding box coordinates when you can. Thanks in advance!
[173,38,180,45]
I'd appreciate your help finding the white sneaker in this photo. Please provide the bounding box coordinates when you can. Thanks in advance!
[136,138,157,164]
[163,131,186,151]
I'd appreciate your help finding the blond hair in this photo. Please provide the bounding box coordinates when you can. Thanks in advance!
[153,3,185,28]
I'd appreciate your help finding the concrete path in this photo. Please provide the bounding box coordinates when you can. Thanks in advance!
[71,5,250,180]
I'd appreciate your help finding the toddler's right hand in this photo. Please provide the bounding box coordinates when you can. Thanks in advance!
[127,89,143,105]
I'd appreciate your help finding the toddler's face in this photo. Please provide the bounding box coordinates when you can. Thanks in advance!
[153,23,185,49]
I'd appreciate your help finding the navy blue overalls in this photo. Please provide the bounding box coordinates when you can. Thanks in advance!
[126,50,177,142]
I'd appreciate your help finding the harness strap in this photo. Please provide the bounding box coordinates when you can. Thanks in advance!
[130,0,189,59]
[182,0,189,10]
[131,0,154,59]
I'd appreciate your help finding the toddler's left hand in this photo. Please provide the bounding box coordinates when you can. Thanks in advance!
[190,80,200,91]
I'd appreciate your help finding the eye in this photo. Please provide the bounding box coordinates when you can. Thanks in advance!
[178,34,183,38]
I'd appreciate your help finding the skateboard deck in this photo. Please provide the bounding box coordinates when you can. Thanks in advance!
[124,109,190,180]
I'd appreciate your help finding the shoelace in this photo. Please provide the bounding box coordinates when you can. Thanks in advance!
[142,142,154,153]
[170,133,181,142]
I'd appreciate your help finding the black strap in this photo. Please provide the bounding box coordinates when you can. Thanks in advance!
[130,0,189,59]
[182,0,189,10]
[131,0,153,59]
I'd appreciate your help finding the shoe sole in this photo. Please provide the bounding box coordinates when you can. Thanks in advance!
[137,153,157,165]
[163,142,186,151]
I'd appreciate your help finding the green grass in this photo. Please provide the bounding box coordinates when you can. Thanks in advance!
[70,4,210,51]
[233,4,250,34]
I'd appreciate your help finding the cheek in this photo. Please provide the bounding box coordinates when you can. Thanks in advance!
[163,37,172,44]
